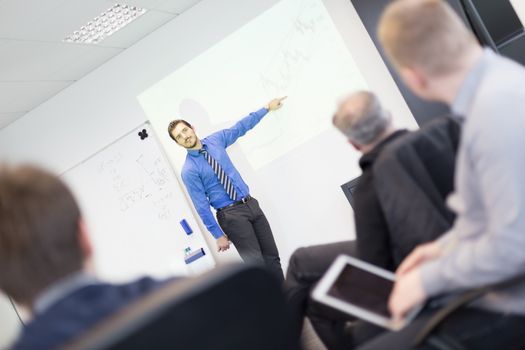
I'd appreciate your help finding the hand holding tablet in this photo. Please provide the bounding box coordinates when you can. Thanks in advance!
[312,255,423,331]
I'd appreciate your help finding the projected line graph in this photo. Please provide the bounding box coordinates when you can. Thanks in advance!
[236,0,368,167]
[260,0,325,96]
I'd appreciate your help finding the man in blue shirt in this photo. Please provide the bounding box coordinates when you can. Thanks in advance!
[168,97,286,282]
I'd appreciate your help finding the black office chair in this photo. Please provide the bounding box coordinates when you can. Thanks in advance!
[63,264,299,350]
[414,275,525,350]
[372,117,461,267]
[461,0,525,65]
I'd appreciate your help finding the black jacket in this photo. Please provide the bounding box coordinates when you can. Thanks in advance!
[353,130,408,271]
[353,117,460,271]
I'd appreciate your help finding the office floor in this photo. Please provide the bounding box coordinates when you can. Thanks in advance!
[301,318,327,350]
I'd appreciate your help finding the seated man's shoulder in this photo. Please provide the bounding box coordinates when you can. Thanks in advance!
[476,61,525,125]
[93,276,170,302]
[470,87,525,140]
[13,277,172,350]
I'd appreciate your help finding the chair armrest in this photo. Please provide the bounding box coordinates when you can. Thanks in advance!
[413,286,489,347]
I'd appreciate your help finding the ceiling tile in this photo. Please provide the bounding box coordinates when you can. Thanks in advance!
[98,10,175,48]
[0,40,122,81]
[0,81,72,112]
[113,0,203,14]
[0,0,202,119]
[0,0,116,42]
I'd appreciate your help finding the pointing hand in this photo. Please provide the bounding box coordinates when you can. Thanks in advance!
[267,96,287,111]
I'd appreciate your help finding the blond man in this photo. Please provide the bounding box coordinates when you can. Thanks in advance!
[356,1,525,349]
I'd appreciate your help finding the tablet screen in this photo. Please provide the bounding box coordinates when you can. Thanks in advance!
[327,263,394,318]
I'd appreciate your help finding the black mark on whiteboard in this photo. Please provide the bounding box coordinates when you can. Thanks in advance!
[138,129,148,140]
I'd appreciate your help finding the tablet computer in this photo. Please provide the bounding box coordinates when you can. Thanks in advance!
[312,255,422,331]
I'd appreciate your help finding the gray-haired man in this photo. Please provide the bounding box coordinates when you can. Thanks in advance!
[284,91,407,350]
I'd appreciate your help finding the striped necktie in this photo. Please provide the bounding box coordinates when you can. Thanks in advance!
[200,149,238,201]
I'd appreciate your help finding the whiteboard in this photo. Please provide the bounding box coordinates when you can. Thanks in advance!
[62,123,214,283]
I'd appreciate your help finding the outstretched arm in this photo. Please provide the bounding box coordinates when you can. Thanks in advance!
[217,97,287,148]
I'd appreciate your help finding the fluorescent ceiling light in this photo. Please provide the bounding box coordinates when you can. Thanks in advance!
[64,4,147,44]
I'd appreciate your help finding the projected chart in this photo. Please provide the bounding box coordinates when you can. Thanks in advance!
[139,0,368,169]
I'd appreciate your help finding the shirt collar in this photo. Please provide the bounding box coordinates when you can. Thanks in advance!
[359,130,408,170]
[451,48,494,119]
[187,140,207,157]
[33,271,99,314]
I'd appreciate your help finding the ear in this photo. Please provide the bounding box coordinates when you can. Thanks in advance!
[78,219,93,261]
[349,140,361,151]
[399,66,428,96]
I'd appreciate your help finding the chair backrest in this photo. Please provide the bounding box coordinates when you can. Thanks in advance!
[340,176,361,209]
[372,117,460,266]
[461,0,524,49]
[63,264,298,350]
[396,117,460,215]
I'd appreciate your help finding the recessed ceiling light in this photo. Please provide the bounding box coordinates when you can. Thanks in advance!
[63,4,147,44]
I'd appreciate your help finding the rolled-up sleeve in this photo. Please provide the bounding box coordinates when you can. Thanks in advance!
[421,107,525,297]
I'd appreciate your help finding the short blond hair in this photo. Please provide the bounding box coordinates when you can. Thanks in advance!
[378,0,478,75]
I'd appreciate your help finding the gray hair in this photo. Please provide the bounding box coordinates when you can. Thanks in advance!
[333,91,392,145]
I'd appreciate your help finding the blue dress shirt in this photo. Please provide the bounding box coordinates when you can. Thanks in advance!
[181,107,268,239]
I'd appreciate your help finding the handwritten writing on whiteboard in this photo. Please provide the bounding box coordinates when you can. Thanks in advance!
[137,154,170,187]
[95,151,176,220]
[62,123,215,281]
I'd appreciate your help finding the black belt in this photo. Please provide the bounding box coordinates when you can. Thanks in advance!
[217,196,252,212]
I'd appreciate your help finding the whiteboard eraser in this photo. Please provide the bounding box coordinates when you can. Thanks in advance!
[184,248,206,264]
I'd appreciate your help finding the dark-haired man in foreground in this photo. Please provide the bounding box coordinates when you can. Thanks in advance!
[0,165,173,349]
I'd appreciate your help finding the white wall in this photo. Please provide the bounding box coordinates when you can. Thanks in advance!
[0,293,21,349]
[0,0,414,271]
[510,0,525,24]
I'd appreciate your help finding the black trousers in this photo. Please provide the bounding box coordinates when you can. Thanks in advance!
[217,197,284,283]
[357,307,525,350]
[286,242,525,350]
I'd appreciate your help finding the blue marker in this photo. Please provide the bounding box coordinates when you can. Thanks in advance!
[184,248,206,264]
[180,219,193,235]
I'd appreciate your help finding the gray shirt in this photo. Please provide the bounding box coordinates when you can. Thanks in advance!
[421,49,525,315]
